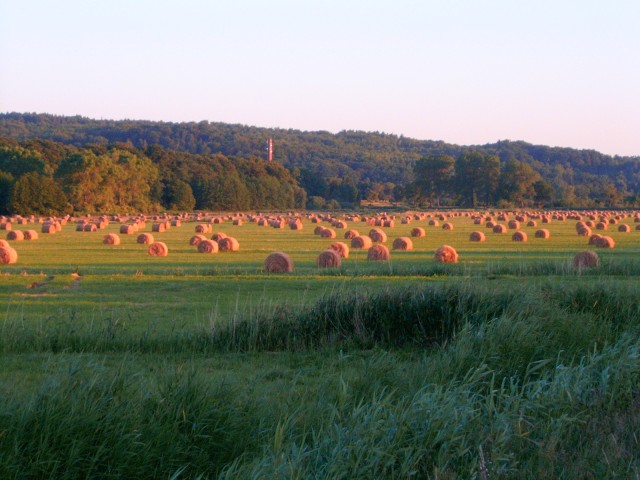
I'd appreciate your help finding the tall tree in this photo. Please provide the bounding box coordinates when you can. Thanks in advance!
[454,152,500,206]
[412,154,455,206]
[498,159,540,207]
[10,172,67,215]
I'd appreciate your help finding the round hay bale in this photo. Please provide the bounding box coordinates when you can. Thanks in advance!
[434,245,459,263]
[442,222,454,231]
[508,220,520,230]
[344,229,360,239]
[512,231,528,242]
[576,226,592,237]
[492,224,507,234]
[351,235,373,249]
[264,252,294,273]
[232,218,243,226]
[190,234,207,246]
[383,220,395,228]
[0,246,18,264]
[392,237,413,251]
[103,233,120,245]
[289,220,303,230]
[473,217,484,225]
[120,224,137,234]
[572,250,600,269]
[197,239,219,254]
[171,219,182,227]
[148,241,169,256]
[595,222,607,230]
[152,222,166,233]
[0,239,10,248]
[534,229,550,239]
[588,233,603,246]
[618,224,631,233]
[333,220,348,229]
[428,219,440,226]
[527,220,537,227]
[608,218,619,225]
[595,235,615,248]
[83,223,97,232]
[7,230,24,241]
[76,223,85,232]
[23,230,38,240]
[368,228,387,243]
[320,228,336,239]
[313,226,325,235]
[329,242,349,258]
[137,233,154,244]
[211,232,227,242]
[317,249,342,268]
[195,224,211,234]
[411,227,426,237]
[218,236,240,252]
[469,231,486,242]
[43,223,58,233]
[367,244,390,261]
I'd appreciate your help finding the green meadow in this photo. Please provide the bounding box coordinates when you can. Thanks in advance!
[1,213,639,478]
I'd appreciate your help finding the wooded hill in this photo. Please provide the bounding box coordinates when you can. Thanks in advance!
[0,112,639,213]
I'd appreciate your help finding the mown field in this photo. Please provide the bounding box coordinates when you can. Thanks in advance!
[1,211,639,479]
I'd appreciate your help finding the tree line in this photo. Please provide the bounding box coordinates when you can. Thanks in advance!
[0,113,639,212]
[0,138,306,215]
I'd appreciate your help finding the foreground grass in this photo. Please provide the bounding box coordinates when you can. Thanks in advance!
[1,279,639,478]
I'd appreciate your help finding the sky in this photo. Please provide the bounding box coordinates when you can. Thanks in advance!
[1,0,639,156]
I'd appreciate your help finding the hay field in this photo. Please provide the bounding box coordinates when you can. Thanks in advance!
[1,210,640,478]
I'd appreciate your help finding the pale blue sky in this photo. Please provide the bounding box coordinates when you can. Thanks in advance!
[1,0,638,155]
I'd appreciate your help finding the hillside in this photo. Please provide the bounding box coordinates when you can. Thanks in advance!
[1,112,639,210]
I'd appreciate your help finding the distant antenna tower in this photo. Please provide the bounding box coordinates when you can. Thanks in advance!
[268,138,273,162]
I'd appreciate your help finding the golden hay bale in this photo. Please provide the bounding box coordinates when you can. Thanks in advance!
[152,222,166,233]
[190,234,207,246]
[197,239,219,254]
[541,216,551,224]
[22,230,37,240]
[351,235,373,249]
[588,233,603,246]
[608,218,619,225]
[333,220,348,229]
[289,220,303,230]
[313,226,325,235]
[512,231,528,242]
[492,224,507,234]
[0,239,10,248]
[137,233,155,244]
[572,250,600,269]
[317,249,342,268]
[232,218,243,226]
[270,219,286,229]
[195,223,212,234]
[171,219,182,227]
[120,224,137,234]
[0,246,18,264]
[7,230,24,241]
[0,222,11,231]
[83,223,97,232]
[486,221,496,228]
[344,229,360,239]
[103,233,120,245]
[392,237,413,251]
[367,244,390,261]
[42,223,58,233]
[508,220,520,230]
[212,217,224,224]
[442,222,454,231]
[595,222,607,230]
[428,219,440,226]
[383,220,395,228]
[329,241,350,258]
[434,245,459,263]
[368,228,387,243]
[595,235,615,248]
[473,217,484,225]
[577,226,592,237]
[618,224,631,233]
[585,220,595,227]
[212,232,227,242]
[218,236,240,252]
[320,228,337,239]
[148,241,169,256]
[264,252,294,273]
[535,229,550,239]
[469,231,486,242]
[411,227,426,238]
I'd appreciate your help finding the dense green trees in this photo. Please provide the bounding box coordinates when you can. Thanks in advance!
[10,172,68,215]
[0,113,638,210]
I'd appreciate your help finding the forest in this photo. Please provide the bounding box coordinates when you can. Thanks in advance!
[0,112,638,214]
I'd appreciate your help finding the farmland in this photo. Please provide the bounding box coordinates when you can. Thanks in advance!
[1,211,640,478]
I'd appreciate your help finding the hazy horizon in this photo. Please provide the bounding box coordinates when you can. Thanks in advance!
[1,0,639,156]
